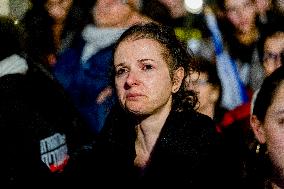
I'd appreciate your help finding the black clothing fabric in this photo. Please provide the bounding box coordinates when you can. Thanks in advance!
[84,104,236,188]
[0,63,94,186]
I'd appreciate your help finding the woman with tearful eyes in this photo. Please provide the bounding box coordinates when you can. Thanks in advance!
[85,23,235,188]
[251,66,284,189]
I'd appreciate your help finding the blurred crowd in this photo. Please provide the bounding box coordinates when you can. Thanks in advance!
[1,0,284,187]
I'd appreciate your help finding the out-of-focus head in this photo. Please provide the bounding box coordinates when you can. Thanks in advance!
[185,58,221,117]
[274,0,284,14]
[158,0,187,18]
[263,32,284,76]
[259,19,284,76]
[140,0,173,26]
[44,0,73,23]
[92,0,143,27]
[255,0,271,15]
[221,0,257,33]
[113,22,197,115]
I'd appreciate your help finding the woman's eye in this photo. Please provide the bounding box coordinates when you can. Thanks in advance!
[278,118,284,125]
[116,68,127,76]
[142,64,153,71]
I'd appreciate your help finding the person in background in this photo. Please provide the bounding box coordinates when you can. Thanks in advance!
[157,0,189,27]
[255,0,272,25]
[260,21,284,77]
[220,18,284,188]
[273,0,284,14]
[140,0,173,26]
[255,0,284,48]
[217,0,264,93]
[245,21,284,188]
[21,0,87,67]
[250,65,284,189]
[0,16,93,186]
[251,19,284,118]
[86,22,235,188]
[53,0,167,136]
[185,57,226,124]
[0,15,49,186]
[185,56,259,187]
[212,2,266,182]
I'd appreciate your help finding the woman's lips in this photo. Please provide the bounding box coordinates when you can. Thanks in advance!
[126,93,143,100]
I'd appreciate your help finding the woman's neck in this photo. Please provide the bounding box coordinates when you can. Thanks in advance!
[134,98,172,168]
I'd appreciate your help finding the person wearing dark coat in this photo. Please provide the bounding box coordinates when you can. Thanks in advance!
[0,16,93,186]
[81,22,238,188]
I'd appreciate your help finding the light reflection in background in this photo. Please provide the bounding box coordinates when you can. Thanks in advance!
[184,0,204,14]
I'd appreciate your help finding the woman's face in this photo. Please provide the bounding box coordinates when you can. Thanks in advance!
[114,38,183,116]
[263,33,284,76]
[257,81,284,177]
[225,0,256,33]
[93,0,132,27]
[45,0,73,23]
[186,72,218,117]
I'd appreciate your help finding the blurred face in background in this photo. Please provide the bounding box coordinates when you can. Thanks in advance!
[263,32,284,76]
[275,0,284,13]
[93,0,134,27]
[158,0,187,18]
[45,0,73,24]
[255,0,271,15]
[224,0,256,34]
[186,72,219,117]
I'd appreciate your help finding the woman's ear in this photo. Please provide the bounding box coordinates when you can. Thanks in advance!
[250,115,266,144]
[172,67,184,93]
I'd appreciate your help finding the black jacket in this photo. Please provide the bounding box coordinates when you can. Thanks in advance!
[0,63,94,186]
[85,104,236,188]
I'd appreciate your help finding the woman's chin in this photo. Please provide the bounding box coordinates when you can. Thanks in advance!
[127,108,144,115]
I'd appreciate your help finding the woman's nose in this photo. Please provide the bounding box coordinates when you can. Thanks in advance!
[125,70,139,87]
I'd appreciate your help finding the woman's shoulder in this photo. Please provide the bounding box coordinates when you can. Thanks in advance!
[166,110,218,141]
[178,110,215,128]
